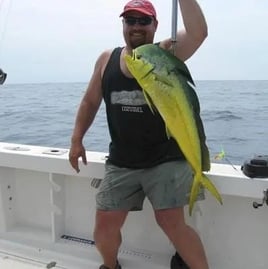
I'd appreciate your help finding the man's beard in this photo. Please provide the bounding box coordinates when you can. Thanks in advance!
[128,31,148,49]
[130,40,147,49]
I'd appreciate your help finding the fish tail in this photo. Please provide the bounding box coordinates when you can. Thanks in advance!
[189,173,223,215]
[200,173,223,206]
[188,177,201,216]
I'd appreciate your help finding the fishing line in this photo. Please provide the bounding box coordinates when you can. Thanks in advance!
[213,147,239,171]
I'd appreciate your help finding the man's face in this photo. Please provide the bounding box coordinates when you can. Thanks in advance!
[122,11,158,49]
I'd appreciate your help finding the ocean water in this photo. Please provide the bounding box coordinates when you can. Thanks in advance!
[0,80,267,166]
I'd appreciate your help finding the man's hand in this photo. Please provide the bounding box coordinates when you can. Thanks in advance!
[69,141,87,173]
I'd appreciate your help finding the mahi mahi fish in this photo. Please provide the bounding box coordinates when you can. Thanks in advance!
[124,44,222,215]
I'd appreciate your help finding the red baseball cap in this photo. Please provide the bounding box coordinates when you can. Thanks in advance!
[120,0,157,18]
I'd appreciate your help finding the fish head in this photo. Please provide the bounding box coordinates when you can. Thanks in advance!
[125,44,195,87]
[125,44,180,81]
[124,44,158,81]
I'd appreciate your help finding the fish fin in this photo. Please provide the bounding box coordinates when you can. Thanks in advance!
[184,80,211,171]
[142,90,156,114]
[194,110,211,171]
[189,173,223,215]
[171,56,195,86]
[165,125,171,139]
[154,72,174,87]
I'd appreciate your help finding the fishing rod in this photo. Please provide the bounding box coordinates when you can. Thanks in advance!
[171,0,178,54]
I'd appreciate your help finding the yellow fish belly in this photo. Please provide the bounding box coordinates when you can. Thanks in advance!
[140,69,222,215]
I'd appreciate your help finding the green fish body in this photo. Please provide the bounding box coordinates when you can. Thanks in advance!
[124,44,222,215]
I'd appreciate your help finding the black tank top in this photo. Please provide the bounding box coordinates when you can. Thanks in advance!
[102,47,185,168]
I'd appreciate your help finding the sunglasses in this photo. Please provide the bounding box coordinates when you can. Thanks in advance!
[124,16,153,26]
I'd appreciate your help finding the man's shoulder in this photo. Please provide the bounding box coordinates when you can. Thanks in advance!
[99,49,113,61]
[101,47,123,57]
[99,48,122,64]
[99,48,120,78]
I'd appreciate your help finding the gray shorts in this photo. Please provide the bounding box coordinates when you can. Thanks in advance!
[96,160,204,211]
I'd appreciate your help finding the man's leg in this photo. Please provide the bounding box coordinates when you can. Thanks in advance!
[154,207,209,269]
[94,210,128,269]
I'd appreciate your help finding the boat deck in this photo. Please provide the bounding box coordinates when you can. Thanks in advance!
[1,142,268,269]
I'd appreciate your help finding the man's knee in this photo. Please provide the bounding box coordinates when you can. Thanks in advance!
[94,210,128,235]
[154,207,185,233]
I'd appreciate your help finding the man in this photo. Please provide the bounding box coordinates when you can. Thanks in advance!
[69,0,209,268]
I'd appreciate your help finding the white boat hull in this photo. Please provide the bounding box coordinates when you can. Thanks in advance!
[0,142,268,268]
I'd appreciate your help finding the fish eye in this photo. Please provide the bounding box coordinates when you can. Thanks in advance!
[136,54,141,59]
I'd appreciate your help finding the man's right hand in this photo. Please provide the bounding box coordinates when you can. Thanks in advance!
[69,141,87,173]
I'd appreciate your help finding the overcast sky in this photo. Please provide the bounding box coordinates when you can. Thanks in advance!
[0,0,268,84]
